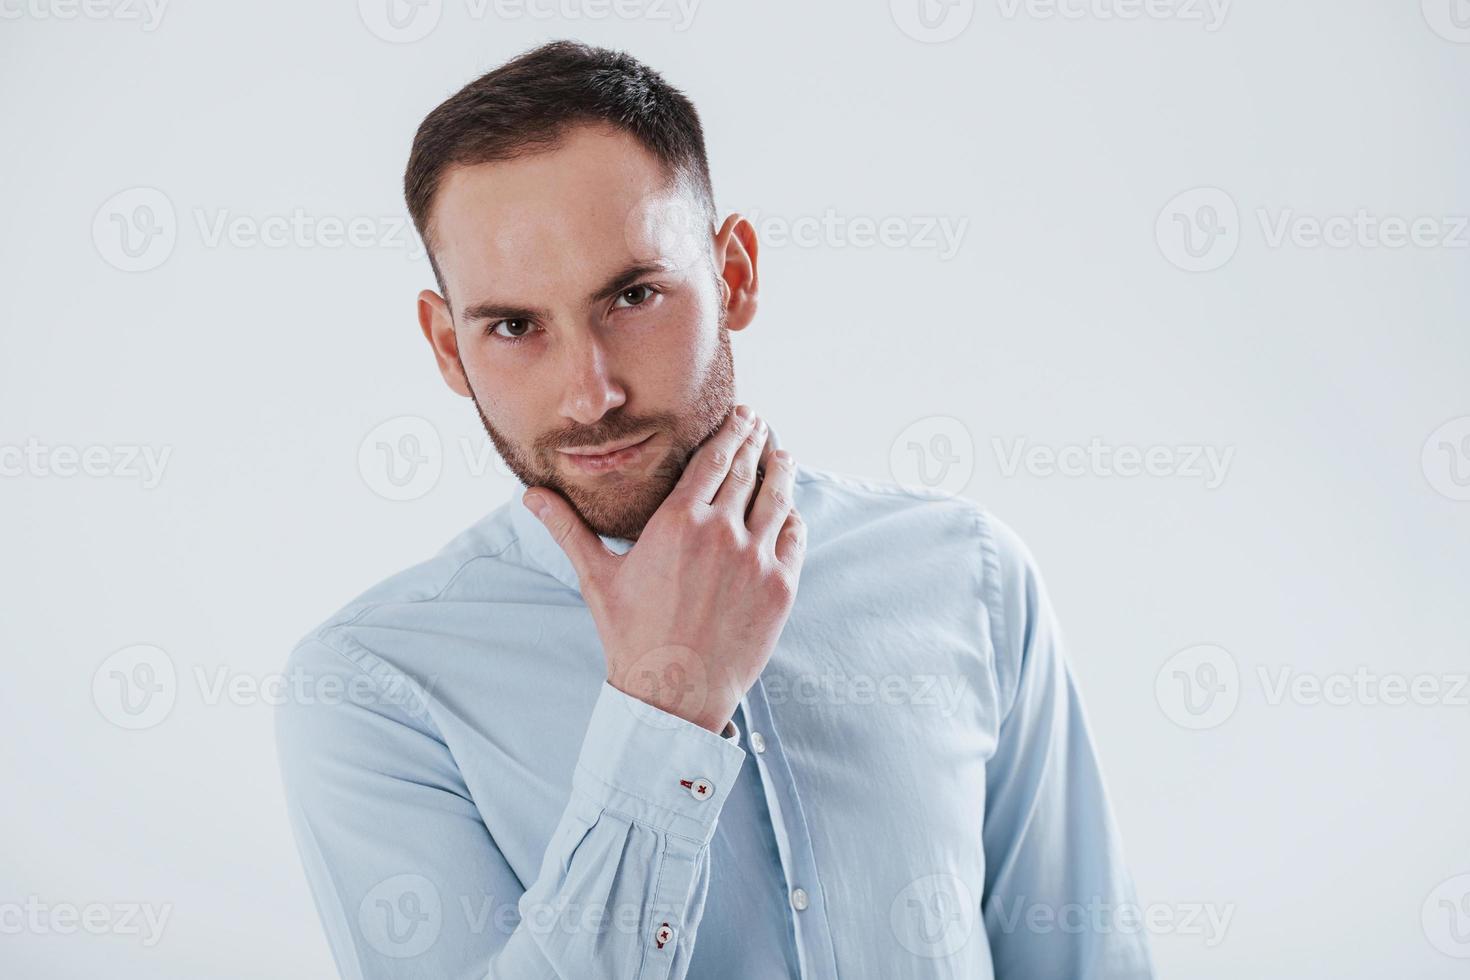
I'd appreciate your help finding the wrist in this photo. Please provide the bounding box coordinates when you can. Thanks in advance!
[606,672,733,734]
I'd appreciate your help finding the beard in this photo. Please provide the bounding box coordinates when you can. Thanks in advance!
[464,325,736,541]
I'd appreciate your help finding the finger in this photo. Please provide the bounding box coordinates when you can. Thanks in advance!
[712,417,768,516]
[744,430,777,524]
[523,489,615,591]
[773,506,806,571]
[747,448,795,546]
[672,404,756,505]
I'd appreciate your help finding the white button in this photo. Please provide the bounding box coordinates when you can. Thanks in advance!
[655,922,675,948]
[687,777,713,800]
[750,731,766,754]
[790,887,809,911]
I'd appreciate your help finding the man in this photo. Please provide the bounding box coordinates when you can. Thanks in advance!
[276,40,1154,980]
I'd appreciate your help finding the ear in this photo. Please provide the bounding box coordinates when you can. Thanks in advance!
[713,214,759,333]
[418,288,471,397]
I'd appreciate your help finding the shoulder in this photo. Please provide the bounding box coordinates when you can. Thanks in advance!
[318,505,523,627]
[274,504,535,764]
[281,501,538,689]
[792,464,1051,697]
[792,463,985,537]
[792,463,1037,577]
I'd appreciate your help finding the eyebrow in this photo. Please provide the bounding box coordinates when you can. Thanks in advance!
[459,261,672,324]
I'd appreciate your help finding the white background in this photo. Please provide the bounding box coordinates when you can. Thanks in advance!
[3,0,1468,976]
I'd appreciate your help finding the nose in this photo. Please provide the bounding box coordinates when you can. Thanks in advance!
[556,331,626,425]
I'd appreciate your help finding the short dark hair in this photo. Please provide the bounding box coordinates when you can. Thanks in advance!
[404,40,717,296]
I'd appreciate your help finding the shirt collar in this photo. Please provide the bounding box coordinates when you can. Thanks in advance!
[506,481,632,594]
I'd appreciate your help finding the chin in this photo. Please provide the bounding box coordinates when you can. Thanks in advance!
[557,459,680,541]
[564,482,664,540]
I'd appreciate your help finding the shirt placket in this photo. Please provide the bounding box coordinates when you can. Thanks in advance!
[737,674,841,980]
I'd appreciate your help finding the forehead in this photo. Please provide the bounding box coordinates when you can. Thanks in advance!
[430,123,698,309]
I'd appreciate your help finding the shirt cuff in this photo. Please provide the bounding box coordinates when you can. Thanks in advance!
[572,681,747,845]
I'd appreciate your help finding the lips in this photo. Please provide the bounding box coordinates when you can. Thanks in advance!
[557,432,657,474]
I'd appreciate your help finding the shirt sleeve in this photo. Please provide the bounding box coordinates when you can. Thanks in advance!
[274,636,747,980]
[977,514,1156,979]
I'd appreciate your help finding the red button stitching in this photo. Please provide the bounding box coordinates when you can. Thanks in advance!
[679,778,712,799]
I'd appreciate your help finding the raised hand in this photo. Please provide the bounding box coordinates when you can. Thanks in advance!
[523,406,805,732]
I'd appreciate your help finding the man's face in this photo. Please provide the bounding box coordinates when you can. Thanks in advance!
[418,123,758,539]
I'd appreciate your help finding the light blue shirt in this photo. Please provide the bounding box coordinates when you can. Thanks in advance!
[276,463,1154,979]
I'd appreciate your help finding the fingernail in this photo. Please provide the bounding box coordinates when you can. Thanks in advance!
[735,404,753,421]
[523,492,548,519]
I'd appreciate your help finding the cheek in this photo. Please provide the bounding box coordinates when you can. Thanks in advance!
[625,291,717,398]
[461,347,543,440]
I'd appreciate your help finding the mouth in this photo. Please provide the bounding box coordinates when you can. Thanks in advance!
[556,432,658,474]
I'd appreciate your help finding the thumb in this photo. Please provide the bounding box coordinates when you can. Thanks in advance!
[523,489,614,589]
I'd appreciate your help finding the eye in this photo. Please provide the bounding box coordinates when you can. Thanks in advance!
[612,284,660,310]
[488,318,535,342]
